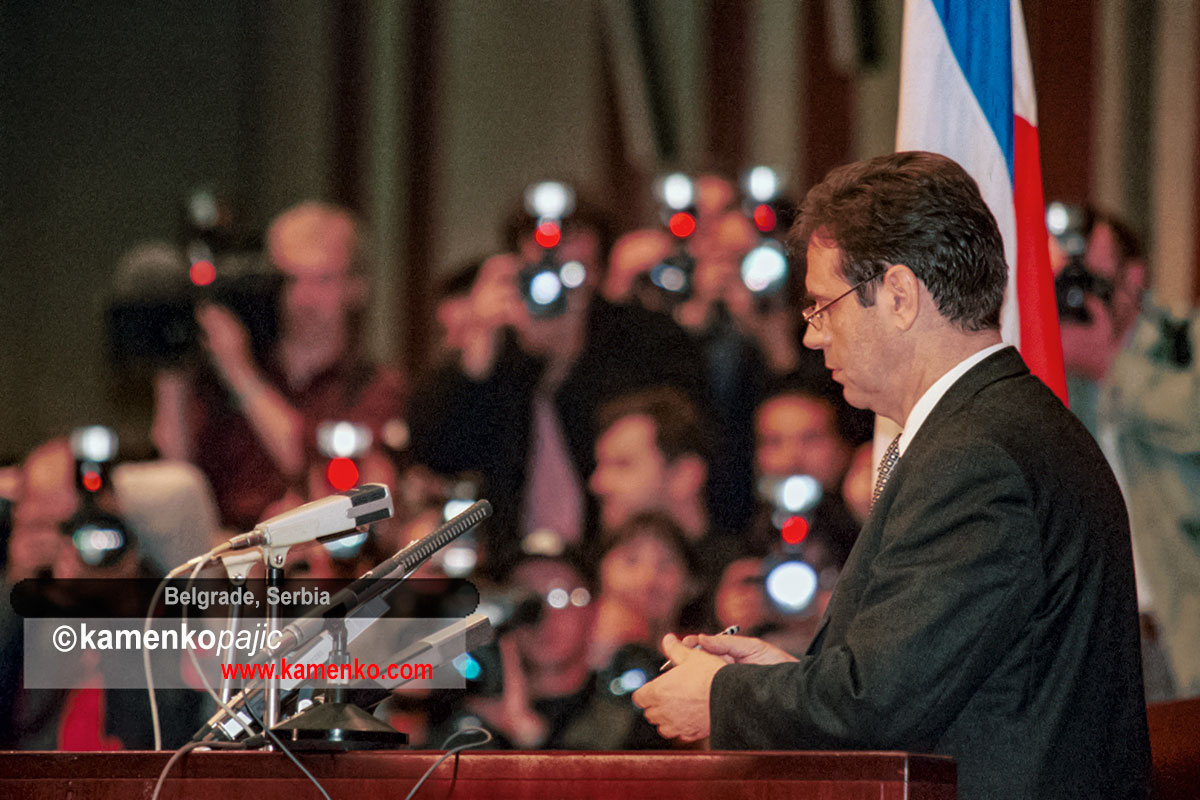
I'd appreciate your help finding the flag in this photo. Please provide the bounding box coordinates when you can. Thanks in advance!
[895,0,1068,403]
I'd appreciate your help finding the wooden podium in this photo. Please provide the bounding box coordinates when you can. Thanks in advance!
[0,750,955,799]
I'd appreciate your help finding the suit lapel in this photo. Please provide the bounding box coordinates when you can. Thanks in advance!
[811,347,1031,652]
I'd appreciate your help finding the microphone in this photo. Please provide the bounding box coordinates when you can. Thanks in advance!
[261,499,493,660]
[228,484,393,553]
[190,499,494,742]
[172,545,262,578]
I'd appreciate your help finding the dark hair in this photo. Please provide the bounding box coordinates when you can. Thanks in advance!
[757,377,868,447]
[790,151,1007,332]
[435,257,485,303]
[595,386,711,465]
[598,510,700,580]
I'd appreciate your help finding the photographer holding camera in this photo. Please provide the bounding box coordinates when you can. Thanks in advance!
[408,185,706,578]
[1050,204,1146,432]
[151,202,405,532]
[603,173,860,532]
[0,438,202,749]
[1051,204,1195,701]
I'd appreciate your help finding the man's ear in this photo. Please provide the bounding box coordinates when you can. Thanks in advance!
[666,454,707,501]
[881,264,920,331]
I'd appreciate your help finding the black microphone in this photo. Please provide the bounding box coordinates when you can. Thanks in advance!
[261,499,493,660]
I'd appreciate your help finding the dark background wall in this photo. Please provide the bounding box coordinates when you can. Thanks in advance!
[2,1,261,458]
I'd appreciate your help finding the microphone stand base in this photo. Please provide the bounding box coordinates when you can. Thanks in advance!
[270,701,409,751]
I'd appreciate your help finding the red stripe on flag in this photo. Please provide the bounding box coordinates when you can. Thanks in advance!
[1013,115,1068,405]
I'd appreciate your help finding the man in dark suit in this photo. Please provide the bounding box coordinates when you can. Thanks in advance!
[633,152,1150,799]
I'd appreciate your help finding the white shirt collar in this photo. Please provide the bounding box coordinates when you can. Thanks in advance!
[897,343,1009,456]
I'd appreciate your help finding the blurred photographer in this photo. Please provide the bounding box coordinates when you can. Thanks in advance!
[745,383,862,571]
[1075,204,1200,699]
[1051,204,1191,701]
[0,438,201,749]
[409,184,705,578]
[1049,203,1146,432]
[603,172,853,531]
[151,202,405,531]
[432,547,668,750]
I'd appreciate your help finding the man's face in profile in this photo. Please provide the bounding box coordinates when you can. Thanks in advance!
[801,240,891,417]
[589,415,671,531]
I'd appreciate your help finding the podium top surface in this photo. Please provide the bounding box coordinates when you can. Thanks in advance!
[0,750,957,800]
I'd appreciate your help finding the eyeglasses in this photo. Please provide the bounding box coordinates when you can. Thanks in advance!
[542,586,592,609]
[801,274,882,331]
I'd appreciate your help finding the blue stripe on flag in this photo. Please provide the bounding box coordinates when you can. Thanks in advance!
[930,0,1013,175]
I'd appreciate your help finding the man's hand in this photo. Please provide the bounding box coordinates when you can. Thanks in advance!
[196,304,257,387]
[682,633,799,666]
[466,636,548,748]
[631,633,727,742]
[458,254,523,379]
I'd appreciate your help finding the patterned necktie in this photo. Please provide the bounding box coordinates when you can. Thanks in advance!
[870,434,903,512]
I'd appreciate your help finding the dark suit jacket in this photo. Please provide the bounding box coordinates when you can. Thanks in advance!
[408,297,707,577]
[710,347,1150,799]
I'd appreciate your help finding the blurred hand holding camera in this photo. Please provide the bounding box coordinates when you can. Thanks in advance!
[196,303,256,391]
[452,253,525,380]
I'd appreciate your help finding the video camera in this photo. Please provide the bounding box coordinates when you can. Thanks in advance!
[106,249,280,367]
[107,189,278,367]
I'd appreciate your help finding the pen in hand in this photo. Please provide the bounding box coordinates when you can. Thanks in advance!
[659,625,740,671]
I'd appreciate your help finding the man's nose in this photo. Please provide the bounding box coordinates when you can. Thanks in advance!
[801,323,826,350]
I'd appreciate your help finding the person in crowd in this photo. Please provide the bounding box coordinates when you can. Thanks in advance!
[710,555,831,658]
[746,382,862,570]
[710,557,770,637]
[152,201,406,532]
[632,151,1149,800]
[0,439,201,749]
[408,191,706,578]
[603,174,865,531]
[1052,205,1147,433]
[589,386,740,582]
[432,547,667,749]
[1103,270,1200,699]
[1050,205,1180,701]
[588,512,703,670]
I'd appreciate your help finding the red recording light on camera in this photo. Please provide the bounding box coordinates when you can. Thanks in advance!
[781,515,809,545]
[753,204,777,233]
[534,221,562,249]
[326,458,359,491]
[81,470,103,493]
[189,260,216,286]
[668,212,696,238]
